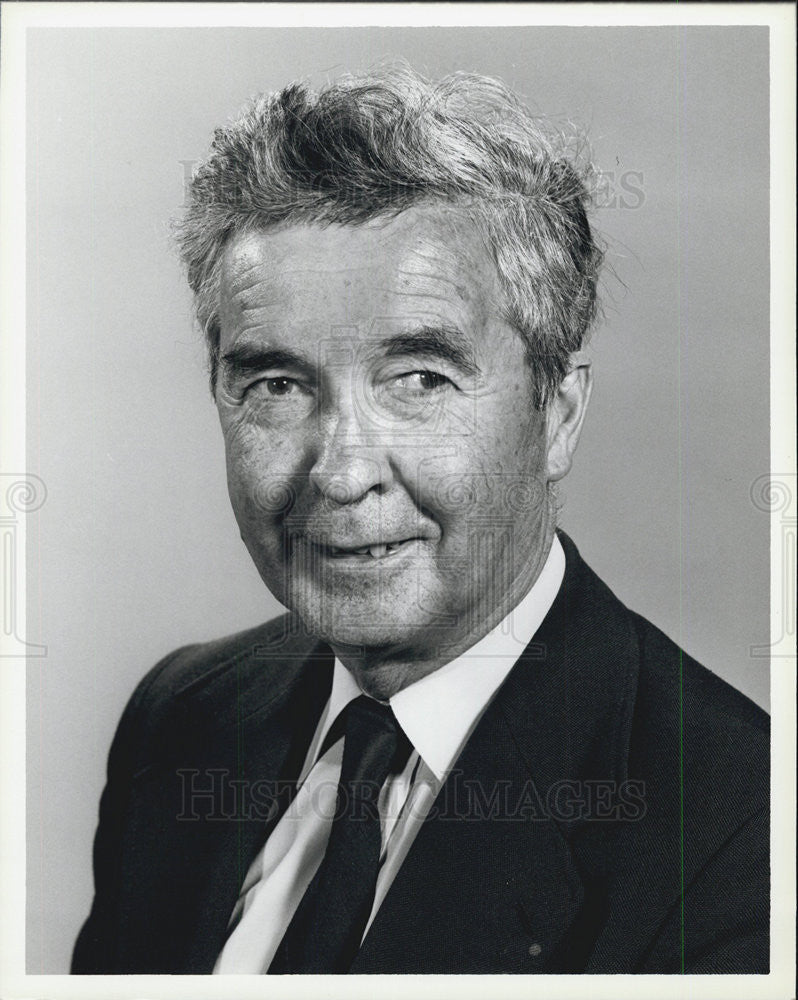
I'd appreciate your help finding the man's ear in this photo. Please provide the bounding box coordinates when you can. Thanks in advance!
[545,363,593,482]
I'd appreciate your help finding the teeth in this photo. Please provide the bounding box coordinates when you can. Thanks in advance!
[327,540,408,557]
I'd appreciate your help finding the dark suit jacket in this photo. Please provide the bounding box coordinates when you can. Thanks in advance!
[72,531,769,974]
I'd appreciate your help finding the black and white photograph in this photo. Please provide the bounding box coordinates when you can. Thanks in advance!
[1,3,794,997]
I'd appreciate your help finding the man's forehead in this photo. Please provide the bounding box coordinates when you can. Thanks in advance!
[220,204,499,308]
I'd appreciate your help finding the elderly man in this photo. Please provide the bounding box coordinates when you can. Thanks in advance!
[72,68,768,975]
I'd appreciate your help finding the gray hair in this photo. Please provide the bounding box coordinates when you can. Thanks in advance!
[175,66,603,407]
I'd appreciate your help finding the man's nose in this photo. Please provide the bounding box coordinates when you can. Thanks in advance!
[308,404,394,505]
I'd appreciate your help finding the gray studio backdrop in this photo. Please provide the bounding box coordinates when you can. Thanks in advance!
[26,26,770,973]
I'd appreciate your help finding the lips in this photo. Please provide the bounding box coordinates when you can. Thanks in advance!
[299,537,419,560]
[327,541,408,559]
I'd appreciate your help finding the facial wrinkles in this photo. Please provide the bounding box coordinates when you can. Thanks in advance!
[222,247,290,317]
[221,252,487,414]
[396,231,476,299]
[219,213,537,480]
[396,237,517,386]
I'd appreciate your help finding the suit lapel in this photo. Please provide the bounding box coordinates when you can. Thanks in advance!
[116,626,334,973]
[353,531,641,973]
[183,637,335,972]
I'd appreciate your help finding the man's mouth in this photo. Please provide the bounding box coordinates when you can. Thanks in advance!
[305,538,419,560]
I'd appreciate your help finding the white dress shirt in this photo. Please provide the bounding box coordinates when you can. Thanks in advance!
[213,535,565,974]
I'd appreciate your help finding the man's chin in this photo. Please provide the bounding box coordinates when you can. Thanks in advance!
[289,599,441,657]
[296,614,453,699]
[301,616,422,654]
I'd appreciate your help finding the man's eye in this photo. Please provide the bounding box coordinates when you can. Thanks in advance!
[245,376,311,406]
[263,377,298,396]
[393,370,452,393]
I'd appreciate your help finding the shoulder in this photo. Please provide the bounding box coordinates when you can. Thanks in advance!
[559,529,768,770]
[127,613,301,710]
[107,613,325,776]
[558,531,768,855]
[628,608,769,785]
[620,601,769,895]
[559,530,768,779]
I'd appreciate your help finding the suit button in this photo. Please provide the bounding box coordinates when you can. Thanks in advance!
[528,943,542,957]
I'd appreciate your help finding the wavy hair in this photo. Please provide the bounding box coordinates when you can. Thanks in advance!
[175,66,604,407]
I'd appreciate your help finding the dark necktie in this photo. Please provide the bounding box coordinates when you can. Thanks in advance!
[269,694,412,974]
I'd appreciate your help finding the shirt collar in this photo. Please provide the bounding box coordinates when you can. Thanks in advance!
[390,535,565,780]
[319,535,566,782]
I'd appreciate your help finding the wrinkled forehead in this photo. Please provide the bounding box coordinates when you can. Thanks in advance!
[219,203,504,327]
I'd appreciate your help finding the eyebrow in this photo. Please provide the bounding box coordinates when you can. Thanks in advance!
[379,326,481,378]
[218,324,481,388]
[219,344,316,388]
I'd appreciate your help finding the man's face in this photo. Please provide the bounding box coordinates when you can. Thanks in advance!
[216,203,559,672]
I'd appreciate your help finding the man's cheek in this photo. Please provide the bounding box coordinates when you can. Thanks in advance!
[225,431,298,517]
[410,453,478,517]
